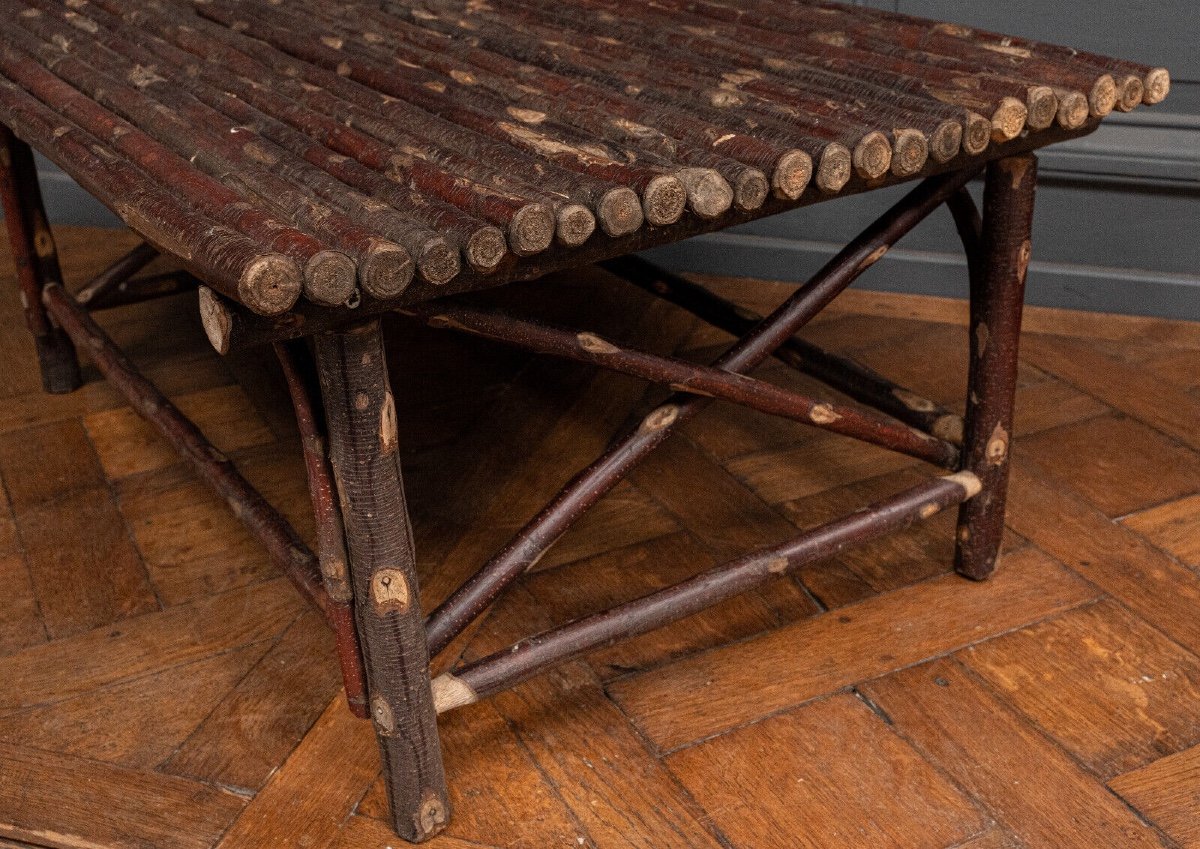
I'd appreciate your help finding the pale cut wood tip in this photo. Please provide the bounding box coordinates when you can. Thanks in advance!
[508,203,555,256]
[597,186,644,237]
[771,149,813,200]
[929,120,963,164]
[431,673,478,714]
[1114,74,1145,112]
[890,129,928,178]
[1025,86,1059,131]
[1051,89,1090,130]
[359,240,413,302]
[990,97,1028,142]
[299,251,353,314]
[814,143,851,194]
[1089,75,1118,117]
[416,237,462,285]
[732,166,769,211]
[555,202,596,247]
[463,226,507,274]
[962,112,992,156]
[642,174,687,226]
[677,167,733,219]
[198,285,232,355]
[945,470,983,499]
[851,131,892,180]
[1142,68,1170,105]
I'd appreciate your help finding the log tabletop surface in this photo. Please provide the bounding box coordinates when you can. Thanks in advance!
[0,0,1170,318]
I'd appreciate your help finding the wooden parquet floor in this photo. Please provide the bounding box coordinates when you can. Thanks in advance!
[1,227,1199,849]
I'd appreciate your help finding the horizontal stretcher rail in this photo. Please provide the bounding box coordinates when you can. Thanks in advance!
[400,300,959,467]
[430,470,983,713]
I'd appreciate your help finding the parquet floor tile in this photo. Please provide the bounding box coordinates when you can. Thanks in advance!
[1,228,1197,848]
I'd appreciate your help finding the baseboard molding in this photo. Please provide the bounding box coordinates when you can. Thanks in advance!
[642,231,1200,322]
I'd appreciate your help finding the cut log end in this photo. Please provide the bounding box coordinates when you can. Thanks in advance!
[1143,68,1170,105]
[198,285,232,355]
[771,149,813,200]
[555,203,596,247]
[464,226,507,273]
[930,120,963,164]
[1089,75,1118,117]
[299,251,355,315]
[642,175,687,227]
[1114,74,1145,112]
[597,186,644,237]
[1025,86,1059,131]
[677,167,733,219]
[851,131,892,180]
[417,237,463,285]
[732,167,769,211]
[239,253,302,316]
[1053,90,1090,129]
[815,144,852,194]
[963,112,992,156]
[359,241,414,301]
[890,129,928,177]
[431,672,478,714]
[508,203,555,256]
[990,97,1029,142]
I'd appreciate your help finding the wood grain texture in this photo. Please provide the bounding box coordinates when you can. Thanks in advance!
[608,548,1097,751]
[964,599,1200,779]
[1124,493,1200,568]
[860,660,1171,849]
[665,693,988,849]
[0,741,245,849]
[1110,744,1200,849]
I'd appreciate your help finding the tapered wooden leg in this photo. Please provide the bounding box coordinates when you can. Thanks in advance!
[955,154,1037,580]
[0,125,80,393]
[314,320,449,843]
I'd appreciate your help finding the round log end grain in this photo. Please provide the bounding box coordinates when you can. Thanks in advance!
[677,167,734,219]
[732,166,769,211]
[642,174,687,226]
[417,236,464,284]
[962,112,993,156]
[1053,90,1090,129]
[1025,86,1059,131]
[235,253,301,316]
[990,97,1029,142]
[1089,74,1118,117]
[554,202,596,247]
[1142,68,1171,105]
[771,149,813,200]
[597,187,645,237]
[814,143,852,195]
[1114,74,1145,112]
[463,226,507,274]
[359,240,415,301]
[507,203,555,256]
[889,129,928,177]
[929,120,964,164]
[851,131,892,180]
[300,251,356,314]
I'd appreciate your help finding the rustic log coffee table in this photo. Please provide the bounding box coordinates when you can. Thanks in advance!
[0,0,1168,841]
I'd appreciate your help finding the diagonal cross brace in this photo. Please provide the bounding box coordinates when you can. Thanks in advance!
[423,167,981,657]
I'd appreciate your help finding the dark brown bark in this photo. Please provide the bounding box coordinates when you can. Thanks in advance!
[0,122,79,392]
[423,167,979,656]
[83,270,200,312]
[41,281,332,618]
[604,255,964,443]
[432,472,981,710]
[0,79,301,315]
[314,321,449,843]
[193,0,693,226]
[955,154,1037,580]
[401,299,958,466]
[275,340,369,719]
[74,240,158,307]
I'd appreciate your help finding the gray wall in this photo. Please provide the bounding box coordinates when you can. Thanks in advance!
[13,2,1200,319]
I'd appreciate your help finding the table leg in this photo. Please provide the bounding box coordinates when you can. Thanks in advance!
[955,153,1037,580]
[314,320,449,842]
[0,125,80,393]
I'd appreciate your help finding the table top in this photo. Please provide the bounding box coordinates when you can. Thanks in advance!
[0,0,1168,318]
